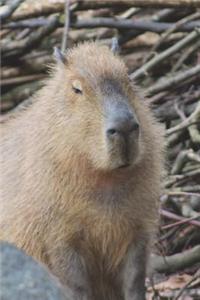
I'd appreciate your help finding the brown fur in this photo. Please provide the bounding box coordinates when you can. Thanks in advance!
[0,42,165,299]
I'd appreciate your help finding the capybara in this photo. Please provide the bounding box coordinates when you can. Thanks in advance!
[0,42,165,300]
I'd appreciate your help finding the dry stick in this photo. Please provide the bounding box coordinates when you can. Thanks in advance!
[11,2,65,21]
[163,191,200,199]
[171,149,200,174]
[61,0,70,53]
[1,82,42,113]
[153,100,197,121]
[9,1,200,21]
[72,0,200,9]
[119,8,184,45]
[161,215,200,230]
[151,245,200,274]
[2,15,59,59]
[119,8,192,49]
[167,102,200,135]
[173,38,200,71]
[145,11,200,63]
[118,8,177,45]
[118,7,141,19]
[2,18,51,29]
[101,7,141,45]
[147,64,200,96]
[189,123,200,144]
[165,169,200,188]
[72,18,200,31]
[160,209,200,227]
[180,185,200,193]
[0,0,25,23]
[151,8,175,21]
[0,74,46,87]
[130,29,200,80]
[175,100,200,144]
[6,16,200,31]
[1,55,52,79]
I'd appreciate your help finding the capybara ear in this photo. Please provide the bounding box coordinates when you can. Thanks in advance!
[53,47,68,65]
[111,37,119,54]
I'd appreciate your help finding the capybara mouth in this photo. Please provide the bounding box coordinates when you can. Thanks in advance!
[118,163,130,169]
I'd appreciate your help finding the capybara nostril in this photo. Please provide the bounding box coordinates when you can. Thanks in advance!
[106,113,139,140]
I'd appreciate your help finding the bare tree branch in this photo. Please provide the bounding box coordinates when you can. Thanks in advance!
[130,29,200,80]
[72,0,200,9]
[61,0,70,53]
[0,0,25,23]
[151,245,200,274]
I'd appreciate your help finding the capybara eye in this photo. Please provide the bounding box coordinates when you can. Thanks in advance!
[73,87,82,94]
[72,80,83,95]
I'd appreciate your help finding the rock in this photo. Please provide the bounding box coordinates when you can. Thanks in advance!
[0,242,71,300]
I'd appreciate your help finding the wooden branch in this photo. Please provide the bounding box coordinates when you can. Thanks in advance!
[61,0,70,52]
[10,0,200,24]
[0,74,46,87]
[2,15,59,60]
[144,11,200,62]
[146,64,200,96]
[1,55,52,79]
[1,82,42,113]
[151,245,200,274]
[161,215,200,229]
[71,18,200,32]
[171,149,200,174]
[130,29,200,80]
[165,169,200,188]
[2,18,51,29]
[172,38,200,71]
[118,8,181,45]
[10,1,200,22]
[73,0,200,9]
[5,17,200,32]
[11,2,64,21]
[0,0,25,23]
[167,102,200,135]
[160,209,200,227]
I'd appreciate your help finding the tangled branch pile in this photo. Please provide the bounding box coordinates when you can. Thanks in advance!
[1,0,200,299]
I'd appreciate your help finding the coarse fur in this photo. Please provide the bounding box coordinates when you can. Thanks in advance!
[0,42,165,300]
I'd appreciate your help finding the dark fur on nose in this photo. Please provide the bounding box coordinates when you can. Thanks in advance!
[106,110,139,140]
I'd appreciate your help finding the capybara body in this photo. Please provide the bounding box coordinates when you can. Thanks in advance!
[0,43,164,300]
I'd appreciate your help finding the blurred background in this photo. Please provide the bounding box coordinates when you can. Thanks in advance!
[1,0,200,298]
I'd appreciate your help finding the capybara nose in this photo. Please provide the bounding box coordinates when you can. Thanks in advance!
[106,114,139,140]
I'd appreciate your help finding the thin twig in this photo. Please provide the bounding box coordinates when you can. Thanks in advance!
[172,38,200,72]
[130,29,200,80]
[160,209,200,227]
[147,64,200,96]
[0,0,25,23]
[2,15,59,60]
[72,0,200,9]
[144,11,200,62]
[72,18,200,32]
[61,0,70,53]
[151,244,200,274]
[161,215,200,230]
[167,102,200,135]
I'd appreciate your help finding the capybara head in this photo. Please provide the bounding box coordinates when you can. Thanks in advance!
[52,43,146,173]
